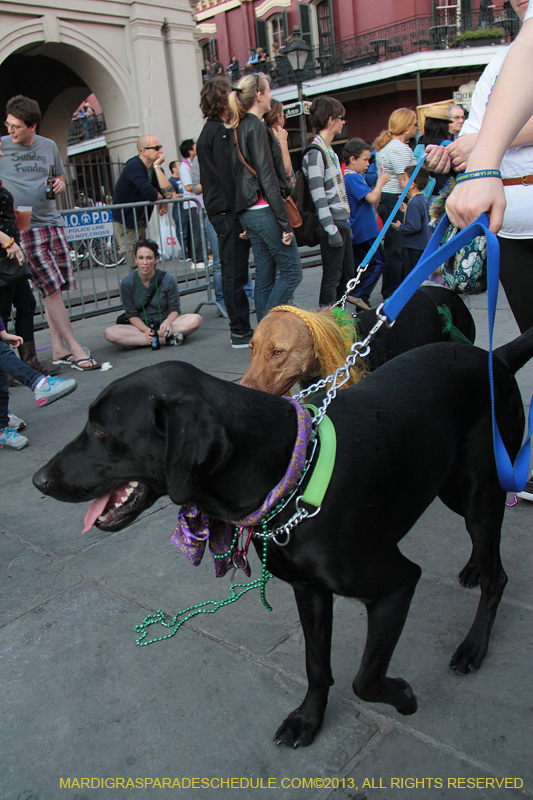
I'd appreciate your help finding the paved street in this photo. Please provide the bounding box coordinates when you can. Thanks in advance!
[1,267,532,800]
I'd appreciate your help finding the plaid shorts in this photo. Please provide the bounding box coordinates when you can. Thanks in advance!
[21,225,77,298]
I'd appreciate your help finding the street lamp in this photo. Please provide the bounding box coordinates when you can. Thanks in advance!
[282,27,311,152]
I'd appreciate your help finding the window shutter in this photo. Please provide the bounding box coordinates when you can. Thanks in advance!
[298,3,312,47]
[255,19,269,51]
[282,9,289,39]
[209,37,217,59]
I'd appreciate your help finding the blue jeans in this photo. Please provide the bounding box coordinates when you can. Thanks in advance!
[205,217,223,305]
[0,340,41,429]
[240,206,302,322]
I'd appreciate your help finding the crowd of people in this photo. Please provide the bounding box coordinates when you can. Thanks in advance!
[1,0,532,467]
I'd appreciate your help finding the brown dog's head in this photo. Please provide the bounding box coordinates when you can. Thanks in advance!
[241,306,366,395]
[241,309,320,395]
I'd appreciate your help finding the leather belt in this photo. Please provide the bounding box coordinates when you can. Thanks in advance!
[502,174,533,186]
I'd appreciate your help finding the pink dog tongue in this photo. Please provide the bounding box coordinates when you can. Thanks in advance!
[82,491,113,534]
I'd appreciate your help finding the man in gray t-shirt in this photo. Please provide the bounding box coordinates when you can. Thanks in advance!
[0,96,97,370]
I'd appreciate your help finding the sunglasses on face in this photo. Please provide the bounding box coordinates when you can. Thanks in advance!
[144,145,163,151]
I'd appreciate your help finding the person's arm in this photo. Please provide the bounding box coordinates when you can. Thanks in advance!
[272,126,293,180]
[0,230,24,262]
[0,329,23,348]
[304,149,341,245]
[130,159,160,203]
[396,198,423,235]
[157,274,181,334]
[153,153,175,200]
[52,147,66,195]
[447,15,533,230]
[365,171,391,205]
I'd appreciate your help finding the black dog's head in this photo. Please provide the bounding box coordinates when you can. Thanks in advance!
[33,363,233,533]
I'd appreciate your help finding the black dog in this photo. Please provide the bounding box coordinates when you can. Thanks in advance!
[355,284,476,372]
[33,329,533,747]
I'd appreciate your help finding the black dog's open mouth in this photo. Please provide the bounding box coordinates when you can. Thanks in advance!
[82,481,150,533]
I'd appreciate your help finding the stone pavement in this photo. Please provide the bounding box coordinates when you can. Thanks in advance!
[1,268,532,800]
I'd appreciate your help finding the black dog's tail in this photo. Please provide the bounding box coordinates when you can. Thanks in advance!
[494,324,533,375]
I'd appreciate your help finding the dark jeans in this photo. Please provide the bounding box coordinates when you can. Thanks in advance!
[377,192,403,299]
[240,206,303,322]
[498,236,533,333]
[174,206,205,262]
[0,340,41,429]
[351,239,386,303]
[401,247,424,281]
[210,211,252,336]
[0,278,36,341]
[316,218,355,306]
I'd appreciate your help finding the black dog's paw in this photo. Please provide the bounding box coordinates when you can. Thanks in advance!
[450,638,485,675]
[274,710,323,749]
[353,677,417,715]
[459,560,481,588]
[386,677,418,715]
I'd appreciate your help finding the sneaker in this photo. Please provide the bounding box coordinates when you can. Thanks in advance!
[34,376,78,407]
[8,411,26,431]
[231,330,253,349]
[0,427,28,450]
[517,473,533,501]
[174,332,184,346]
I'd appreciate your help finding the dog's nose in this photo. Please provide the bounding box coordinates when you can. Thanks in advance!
[33,467,49,494]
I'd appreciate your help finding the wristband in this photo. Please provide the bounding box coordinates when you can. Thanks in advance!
[455,169,502,184]
[1,237,14,249]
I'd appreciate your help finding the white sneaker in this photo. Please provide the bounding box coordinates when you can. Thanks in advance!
[0,427,29,450]
[8,412,26,431]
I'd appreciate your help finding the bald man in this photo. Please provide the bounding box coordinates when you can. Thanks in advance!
[112,135,175,267]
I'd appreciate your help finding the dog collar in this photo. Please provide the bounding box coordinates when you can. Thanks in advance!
[301,404,336,509]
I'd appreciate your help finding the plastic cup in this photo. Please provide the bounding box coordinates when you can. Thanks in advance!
[15,206,32,231]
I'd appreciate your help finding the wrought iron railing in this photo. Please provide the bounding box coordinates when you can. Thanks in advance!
[67,113,107,146]
[255,8,519,89]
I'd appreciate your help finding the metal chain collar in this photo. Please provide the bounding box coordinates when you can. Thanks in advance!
[293,303,395,427]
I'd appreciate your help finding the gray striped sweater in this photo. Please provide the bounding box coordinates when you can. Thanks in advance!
[302,140,349,246]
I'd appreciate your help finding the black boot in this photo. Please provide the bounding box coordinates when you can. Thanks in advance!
[18,341,60,376]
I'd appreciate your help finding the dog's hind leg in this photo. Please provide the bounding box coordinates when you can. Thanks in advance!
[274,583,334,748]
[352,551,421,715]
[450,503,508,675]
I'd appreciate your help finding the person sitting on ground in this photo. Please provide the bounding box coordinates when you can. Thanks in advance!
[391,165,430,279]
[0,315,77,450]
[104,240,202,348]
[342,137,391,309]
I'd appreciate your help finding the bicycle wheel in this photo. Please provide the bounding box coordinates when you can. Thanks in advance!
[90,237,125,268]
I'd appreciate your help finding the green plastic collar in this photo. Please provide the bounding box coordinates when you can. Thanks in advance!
[301,405,337,508]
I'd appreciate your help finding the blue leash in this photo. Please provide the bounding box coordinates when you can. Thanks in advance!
[381,211,533,493]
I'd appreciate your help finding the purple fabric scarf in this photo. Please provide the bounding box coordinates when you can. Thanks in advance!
[169,398,313,577]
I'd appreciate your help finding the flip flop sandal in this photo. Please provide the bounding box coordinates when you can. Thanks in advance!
[52,346,90,366]
[52,353,74,365]
[70,358,100,371]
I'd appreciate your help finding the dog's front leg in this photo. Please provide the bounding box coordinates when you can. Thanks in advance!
[274,583,334,748]
[353,556,421,716]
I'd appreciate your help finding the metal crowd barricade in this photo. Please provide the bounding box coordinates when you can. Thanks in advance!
[32,197,221,329]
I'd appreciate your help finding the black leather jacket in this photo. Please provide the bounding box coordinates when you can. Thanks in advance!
[230,113,292,233]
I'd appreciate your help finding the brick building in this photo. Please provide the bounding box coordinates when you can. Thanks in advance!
[194,0,518,155]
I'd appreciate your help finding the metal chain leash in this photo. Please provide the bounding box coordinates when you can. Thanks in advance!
[293,304,394,427]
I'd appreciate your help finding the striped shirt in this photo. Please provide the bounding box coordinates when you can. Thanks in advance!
[375,140,416,194]
[302,138,349,244]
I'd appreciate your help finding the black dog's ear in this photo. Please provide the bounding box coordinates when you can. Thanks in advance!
[164,400,233,503]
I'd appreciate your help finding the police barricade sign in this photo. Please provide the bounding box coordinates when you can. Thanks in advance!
[62,210,115,242]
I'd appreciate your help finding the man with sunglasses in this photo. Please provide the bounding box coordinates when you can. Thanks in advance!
[112,135,175,267]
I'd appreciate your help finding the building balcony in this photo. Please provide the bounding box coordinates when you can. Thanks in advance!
[251,10,518,90]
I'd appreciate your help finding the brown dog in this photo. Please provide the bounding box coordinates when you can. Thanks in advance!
[241,286,476,395]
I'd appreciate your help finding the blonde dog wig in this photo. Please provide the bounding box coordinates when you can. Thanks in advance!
[269,305,367,388]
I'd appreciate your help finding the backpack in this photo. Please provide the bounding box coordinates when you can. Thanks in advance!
[291,144,327,248]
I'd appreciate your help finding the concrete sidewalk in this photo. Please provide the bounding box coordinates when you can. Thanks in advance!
[1,269,532,800]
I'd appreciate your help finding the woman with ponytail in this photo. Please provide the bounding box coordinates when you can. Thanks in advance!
[374,108,418,298]
[228,73,302,322]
